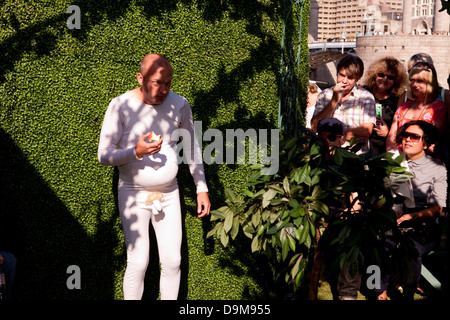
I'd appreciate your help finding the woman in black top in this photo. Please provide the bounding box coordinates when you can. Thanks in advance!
[363,56,407,156]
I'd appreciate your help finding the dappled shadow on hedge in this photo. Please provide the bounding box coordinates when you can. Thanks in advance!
[0,127,124,299]
[0,0,286,299]
[0,0,279,81]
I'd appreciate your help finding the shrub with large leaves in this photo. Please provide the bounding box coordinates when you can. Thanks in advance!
[208,131,412,294]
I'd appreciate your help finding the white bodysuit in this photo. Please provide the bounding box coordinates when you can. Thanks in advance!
[98,90,208,300]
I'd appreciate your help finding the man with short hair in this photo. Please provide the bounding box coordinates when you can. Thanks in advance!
[98,53,210,300]
[311,54,376,153]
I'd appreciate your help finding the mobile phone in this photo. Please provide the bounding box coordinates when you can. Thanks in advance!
[376,103,382,118]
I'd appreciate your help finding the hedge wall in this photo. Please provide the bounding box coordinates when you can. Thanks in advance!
[0,0,309,299]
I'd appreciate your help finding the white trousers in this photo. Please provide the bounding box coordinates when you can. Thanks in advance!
[118,183,182,300]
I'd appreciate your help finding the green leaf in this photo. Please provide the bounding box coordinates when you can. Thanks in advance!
[223,208,234,233]
[252,208,261,227]
[267,218,288,235]
[289,198,299,208]
[290,205,305,218]
[230,215,240,240]
[311,185,327,200]
[210,206,228,220]
[310,142,321,155]
[249,163,264,170]
[243,225,255,238]
[296,164,312,186]
[283,175,290,194]
[220,231,229,247]
[243,189,254,198]
[256,224,266,236]
[290,253,303,279]
[262,188,278,208]
[288,233,296,252]
[309,219,316,239]
[268,184,285,194]
[206,222,222,238]
[261,209,271,222]
[295,218,309,244]
[225,187,240,205]
[251,235,260,252]
[281,136,298,150]
[280,229,290,261]
[270,210,282,224]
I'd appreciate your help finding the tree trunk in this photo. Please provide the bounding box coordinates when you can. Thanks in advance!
[308,221,323,300]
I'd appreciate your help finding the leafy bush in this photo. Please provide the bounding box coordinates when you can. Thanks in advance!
[0,0,309,299]
[208,131,412,297]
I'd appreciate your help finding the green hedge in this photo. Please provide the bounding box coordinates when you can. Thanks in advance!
[0,0,309,299]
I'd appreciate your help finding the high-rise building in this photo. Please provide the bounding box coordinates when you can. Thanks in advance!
[309,0,449,42]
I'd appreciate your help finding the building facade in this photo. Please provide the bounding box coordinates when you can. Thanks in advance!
[309,0,450,42]
[402,0,450,34]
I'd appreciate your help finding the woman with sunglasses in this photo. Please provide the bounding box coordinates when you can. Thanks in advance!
[370,120,446,300]
[363,57,407,156]
[386,61,447,152]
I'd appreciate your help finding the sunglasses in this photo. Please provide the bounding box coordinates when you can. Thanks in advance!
[401,132,423,143]
[412,61,432,69]
[377,73,395,80]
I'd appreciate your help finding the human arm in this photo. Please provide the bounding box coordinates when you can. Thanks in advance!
[398,161,447,224]
[178,101,211,216]
[386,110,400,151]
[310,86,342,132]
[397,205,442,225]
[345,122,373,140]
[98,98,144,166]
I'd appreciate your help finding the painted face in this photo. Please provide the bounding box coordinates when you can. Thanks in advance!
[138,66,173,105]
[336,69,357,95]
[401,125,426,160]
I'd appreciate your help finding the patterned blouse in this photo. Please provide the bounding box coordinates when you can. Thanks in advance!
[394,99,447,128]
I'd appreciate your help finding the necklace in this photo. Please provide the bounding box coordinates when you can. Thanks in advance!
[403,101,429,120]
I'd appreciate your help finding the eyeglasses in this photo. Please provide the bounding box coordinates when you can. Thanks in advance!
[401,132,423,143]
[377,73,395,80]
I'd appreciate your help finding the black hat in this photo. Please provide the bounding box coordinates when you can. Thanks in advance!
[317,117,344,136]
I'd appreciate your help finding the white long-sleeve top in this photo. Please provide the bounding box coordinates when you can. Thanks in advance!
[98,90,208,194]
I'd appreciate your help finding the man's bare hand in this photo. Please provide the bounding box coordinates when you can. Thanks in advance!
[197,192,211,218]
[135,132,162,159]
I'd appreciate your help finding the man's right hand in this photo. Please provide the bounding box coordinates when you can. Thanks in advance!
[135,132,162,159]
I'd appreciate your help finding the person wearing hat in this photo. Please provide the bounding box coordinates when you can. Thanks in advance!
[317,117,346,149]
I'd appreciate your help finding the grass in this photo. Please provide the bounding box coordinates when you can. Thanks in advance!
[317,280,426,300]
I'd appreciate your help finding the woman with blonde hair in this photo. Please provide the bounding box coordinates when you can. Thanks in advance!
[363,56,407,155]
[386,61,447,151]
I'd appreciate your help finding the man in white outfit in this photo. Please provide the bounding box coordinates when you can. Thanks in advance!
[98,53,211,300]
